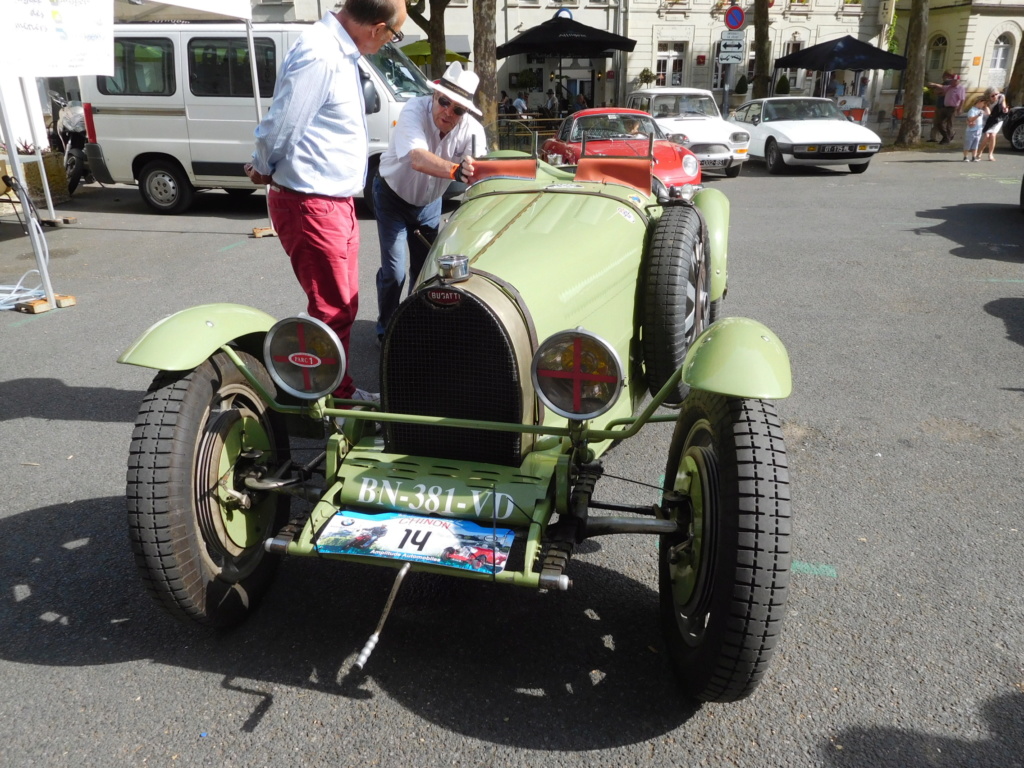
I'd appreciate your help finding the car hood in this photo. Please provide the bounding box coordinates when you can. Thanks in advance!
[760,119,881,143]
[653,117,737,142]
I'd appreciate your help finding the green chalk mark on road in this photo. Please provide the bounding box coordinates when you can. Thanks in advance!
[792,560,838,579]
[218,241,247,252]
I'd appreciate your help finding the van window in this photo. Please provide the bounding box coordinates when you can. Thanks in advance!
[99,39,175,96]
[364,43,430,101]
[188,37,276,98]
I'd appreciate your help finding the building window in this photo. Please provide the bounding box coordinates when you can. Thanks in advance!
[657,42,687,86]
[782,40,802,87]
[927,35,947,76]
[988,33,1013,89]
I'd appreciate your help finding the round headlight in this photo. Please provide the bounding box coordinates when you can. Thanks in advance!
[264,316,346,400]
[531,329,624,421]
[682,154,699,177]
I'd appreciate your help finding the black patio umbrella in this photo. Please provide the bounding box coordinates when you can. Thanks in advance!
[496,12,636,60]
[773,35,907,72]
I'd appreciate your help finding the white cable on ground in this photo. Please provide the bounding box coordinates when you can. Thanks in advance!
[0,187,49,310]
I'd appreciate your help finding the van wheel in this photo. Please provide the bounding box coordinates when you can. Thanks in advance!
[139,160,195,215]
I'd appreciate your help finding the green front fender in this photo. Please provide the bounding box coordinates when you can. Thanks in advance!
[118,303,277,371]
[682,317,791,399]
[692,187,729,302]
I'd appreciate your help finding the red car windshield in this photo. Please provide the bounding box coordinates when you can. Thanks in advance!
[571,114,663,142]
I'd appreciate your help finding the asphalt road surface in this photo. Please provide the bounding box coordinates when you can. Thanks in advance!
[1,147,1022,767]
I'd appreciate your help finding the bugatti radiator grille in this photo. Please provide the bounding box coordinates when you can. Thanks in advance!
[382,289,524,466]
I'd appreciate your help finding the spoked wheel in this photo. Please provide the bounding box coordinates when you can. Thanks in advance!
[659,389,791,702]
[643,204,710,403]
[765,139,787,175]
[127,350,290,628]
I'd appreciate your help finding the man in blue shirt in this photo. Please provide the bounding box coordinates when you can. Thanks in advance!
[246,0,406,402]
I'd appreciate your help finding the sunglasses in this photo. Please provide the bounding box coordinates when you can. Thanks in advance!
[436,95,466,117]
[385,24,404,44]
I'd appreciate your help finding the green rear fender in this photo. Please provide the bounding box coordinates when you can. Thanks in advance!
[682,317,791,399]
[118,303,277,371]
[692,187,729,302]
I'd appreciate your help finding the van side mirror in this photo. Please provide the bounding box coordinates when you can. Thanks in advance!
[361,71,381,115]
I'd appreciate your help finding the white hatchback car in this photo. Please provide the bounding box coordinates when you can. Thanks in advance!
[628,87,750,177]
[728,97,882,175]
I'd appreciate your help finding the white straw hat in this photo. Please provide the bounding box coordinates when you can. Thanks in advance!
[429,61,482,117]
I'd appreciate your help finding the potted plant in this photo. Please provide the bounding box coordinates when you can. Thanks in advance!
[1,141,70,205]
[775,74,791,95]
[637,67,656,88]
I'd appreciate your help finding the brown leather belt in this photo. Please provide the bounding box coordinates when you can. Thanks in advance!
[269,183,350,201]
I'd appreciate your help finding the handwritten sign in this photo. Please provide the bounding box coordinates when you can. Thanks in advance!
[3,0,112,77]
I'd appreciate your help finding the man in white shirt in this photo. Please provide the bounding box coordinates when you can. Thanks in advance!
[245,0,406,401]
[372,62,487,344]
[513,92,528,115]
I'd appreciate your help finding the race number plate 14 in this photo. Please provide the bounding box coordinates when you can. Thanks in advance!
[315,509,516,574]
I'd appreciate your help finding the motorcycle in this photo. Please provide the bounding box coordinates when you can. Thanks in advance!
[48,90,93,195]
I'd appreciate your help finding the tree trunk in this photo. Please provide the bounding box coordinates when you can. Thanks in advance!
[1006,35,1024,107]
[895,0,928,146]
[473,0,498,152]
[751,0,771,99]
[408,0,452,80]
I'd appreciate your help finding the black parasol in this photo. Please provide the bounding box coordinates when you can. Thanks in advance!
[773,35,906,72]
[496,11,636,60]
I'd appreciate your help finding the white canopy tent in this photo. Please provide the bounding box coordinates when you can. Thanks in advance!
[1,0,257,312]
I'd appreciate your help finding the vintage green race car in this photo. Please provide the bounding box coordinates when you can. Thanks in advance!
[120,149,792,704]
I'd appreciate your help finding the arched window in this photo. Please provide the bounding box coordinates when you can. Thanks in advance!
[927,35,947,75]
[988,33,1014,88]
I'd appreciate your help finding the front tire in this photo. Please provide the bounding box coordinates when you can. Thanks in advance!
[724,163,742,178]
[139,159,195,215]
[126,350,290,628]
[643,204,710,403]
[765,139,786,175]
[659,390,791,702]
[65,148,86,195]
[849,161,869,174]
[1010,120,1024,152]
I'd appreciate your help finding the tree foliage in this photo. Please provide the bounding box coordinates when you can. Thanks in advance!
[895,0,928,146]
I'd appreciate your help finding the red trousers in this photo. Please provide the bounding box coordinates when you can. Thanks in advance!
[269,187,359,398]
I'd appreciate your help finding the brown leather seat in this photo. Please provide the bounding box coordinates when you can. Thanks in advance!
[574,156,652,195]
[471,158,538,184]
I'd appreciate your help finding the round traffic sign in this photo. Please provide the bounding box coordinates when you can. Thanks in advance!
[725,6,745,30]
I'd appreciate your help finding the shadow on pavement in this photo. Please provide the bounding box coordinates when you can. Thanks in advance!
[915,202,1024,263]
[0,494,696,749]
[0,378,141,422]
[823,691,1024,768]
[984,297,1024,351]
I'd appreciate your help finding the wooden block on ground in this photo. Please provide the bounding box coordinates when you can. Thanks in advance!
[15,299,53,314]
[55,294,76,308]
[252,226,277,238]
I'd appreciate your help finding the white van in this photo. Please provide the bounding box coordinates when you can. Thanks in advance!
[81,23,431,214]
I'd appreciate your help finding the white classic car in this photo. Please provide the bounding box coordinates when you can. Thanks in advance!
[628,87,750,177]
[727,97,882,175]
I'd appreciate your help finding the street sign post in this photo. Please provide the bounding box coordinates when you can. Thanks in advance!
[718,38,746,65]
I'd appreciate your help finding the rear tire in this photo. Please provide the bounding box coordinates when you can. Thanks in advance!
[660,391,791,702]
[1010,120,1024,152]
[139,159,195,215]
[765,139,786,175]
[126,350,290,628]
[643,205,710,403]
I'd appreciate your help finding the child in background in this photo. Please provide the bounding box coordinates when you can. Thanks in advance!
[962,96,988,161]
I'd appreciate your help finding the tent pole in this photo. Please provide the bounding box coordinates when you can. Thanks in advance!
[20,78,57,222]
[0,87,57,310]
[245,19,274,235]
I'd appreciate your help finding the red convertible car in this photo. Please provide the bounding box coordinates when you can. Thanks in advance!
[541,107,701,196]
